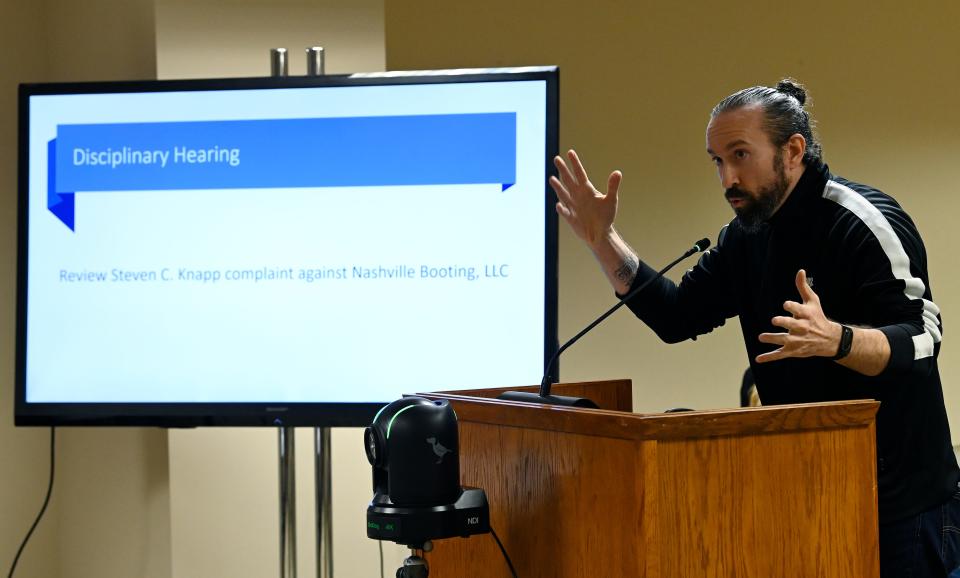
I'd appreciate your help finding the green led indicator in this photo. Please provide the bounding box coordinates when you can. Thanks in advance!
[385,523,395,531]
[368,522,380,530]
[372,403,389,424]
[387,404,417,439]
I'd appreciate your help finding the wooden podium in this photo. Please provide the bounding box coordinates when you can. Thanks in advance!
[418,379,880,578]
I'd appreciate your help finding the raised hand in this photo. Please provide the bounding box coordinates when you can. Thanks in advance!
[549,149,622,247]
[756,269,842,363]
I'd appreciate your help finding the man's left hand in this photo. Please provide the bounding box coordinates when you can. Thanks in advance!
[756,269,841,363]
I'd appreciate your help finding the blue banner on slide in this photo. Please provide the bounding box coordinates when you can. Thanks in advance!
[47,113,517,231]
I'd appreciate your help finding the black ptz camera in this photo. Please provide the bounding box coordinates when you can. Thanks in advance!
[365,397,490,577]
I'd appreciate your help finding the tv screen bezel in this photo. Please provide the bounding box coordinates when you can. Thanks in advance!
[15,67,560,427]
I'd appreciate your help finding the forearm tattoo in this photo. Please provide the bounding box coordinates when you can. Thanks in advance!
[614,254,639,286]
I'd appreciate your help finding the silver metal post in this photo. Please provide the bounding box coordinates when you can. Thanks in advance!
[305,46,333,578]
[306,47,325,76]
[279,426,297,578]
[271,48,289,77]
[315,428,333,578]
[271,47,295,578]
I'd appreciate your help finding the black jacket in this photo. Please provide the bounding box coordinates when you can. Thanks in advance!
[623,161,958,523]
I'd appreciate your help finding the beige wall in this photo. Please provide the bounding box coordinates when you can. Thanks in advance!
[385,1,960,422]
[43,0,157,82]
[55,429,171,578]
[156,0,384,78]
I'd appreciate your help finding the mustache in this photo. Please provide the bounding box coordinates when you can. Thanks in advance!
[725,187,748,200]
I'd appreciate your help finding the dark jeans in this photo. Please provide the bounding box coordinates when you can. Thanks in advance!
[880,487,960,578]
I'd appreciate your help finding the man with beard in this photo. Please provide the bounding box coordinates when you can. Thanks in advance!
[551,79,960,578]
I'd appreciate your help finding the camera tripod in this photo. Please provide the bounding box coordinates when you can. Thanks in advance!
[396,541,432,578]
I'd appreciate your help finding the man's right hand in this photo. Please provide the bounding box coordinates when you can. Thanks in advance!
[549,149,623,248]
[549,149,640,294]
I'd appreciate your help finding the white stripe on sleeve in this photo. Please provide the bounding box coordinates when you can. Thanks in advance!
[823,181,941,360]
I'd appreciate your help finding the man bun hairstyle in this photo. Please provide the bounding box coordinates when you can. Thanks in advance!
[711,77,823,166]
[775,79,807,105]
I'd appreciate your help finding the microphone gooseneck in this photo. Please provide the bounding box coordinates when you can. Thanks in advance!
[537,237,712,399]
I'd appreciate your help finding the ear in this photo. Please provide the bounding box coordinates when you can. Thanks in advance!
[785,133,806,169]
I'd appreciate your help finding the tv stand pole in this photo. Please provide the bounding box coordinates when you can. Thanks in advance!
[270,47,298,578]
[269,45,334,578]
[306,46,335,578]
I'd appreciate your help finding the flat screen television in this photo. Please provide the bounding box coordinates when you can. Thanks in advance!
[15,66,559,427]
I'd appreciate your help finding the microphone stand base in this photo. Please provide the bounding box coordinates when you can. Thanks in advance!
[496,391,599,408]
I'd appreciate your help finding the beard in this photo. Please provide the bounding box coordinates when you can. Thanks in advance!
[726,149,790,234]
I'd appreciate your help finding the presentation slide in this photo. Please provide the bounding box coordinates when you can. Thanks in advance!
[24,79,549,403]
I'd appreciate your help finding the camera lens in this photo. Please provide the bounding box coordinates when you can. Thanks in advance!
[364,427,378,465]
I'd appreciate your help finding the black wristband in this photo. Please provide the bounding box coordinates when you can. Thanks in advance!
[832,324,854,360]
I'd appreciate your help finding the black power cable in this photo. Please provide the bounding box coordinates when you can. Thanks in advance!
[7,427,56,578]
[378,539,384,578]
[490,527,518,578]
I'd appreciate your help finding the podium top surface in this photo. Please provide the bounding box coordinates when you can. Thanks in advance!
[419,379,879,441]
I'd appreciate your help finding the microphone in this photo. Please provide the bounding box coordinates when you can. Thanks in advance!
[498,237,711,408]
